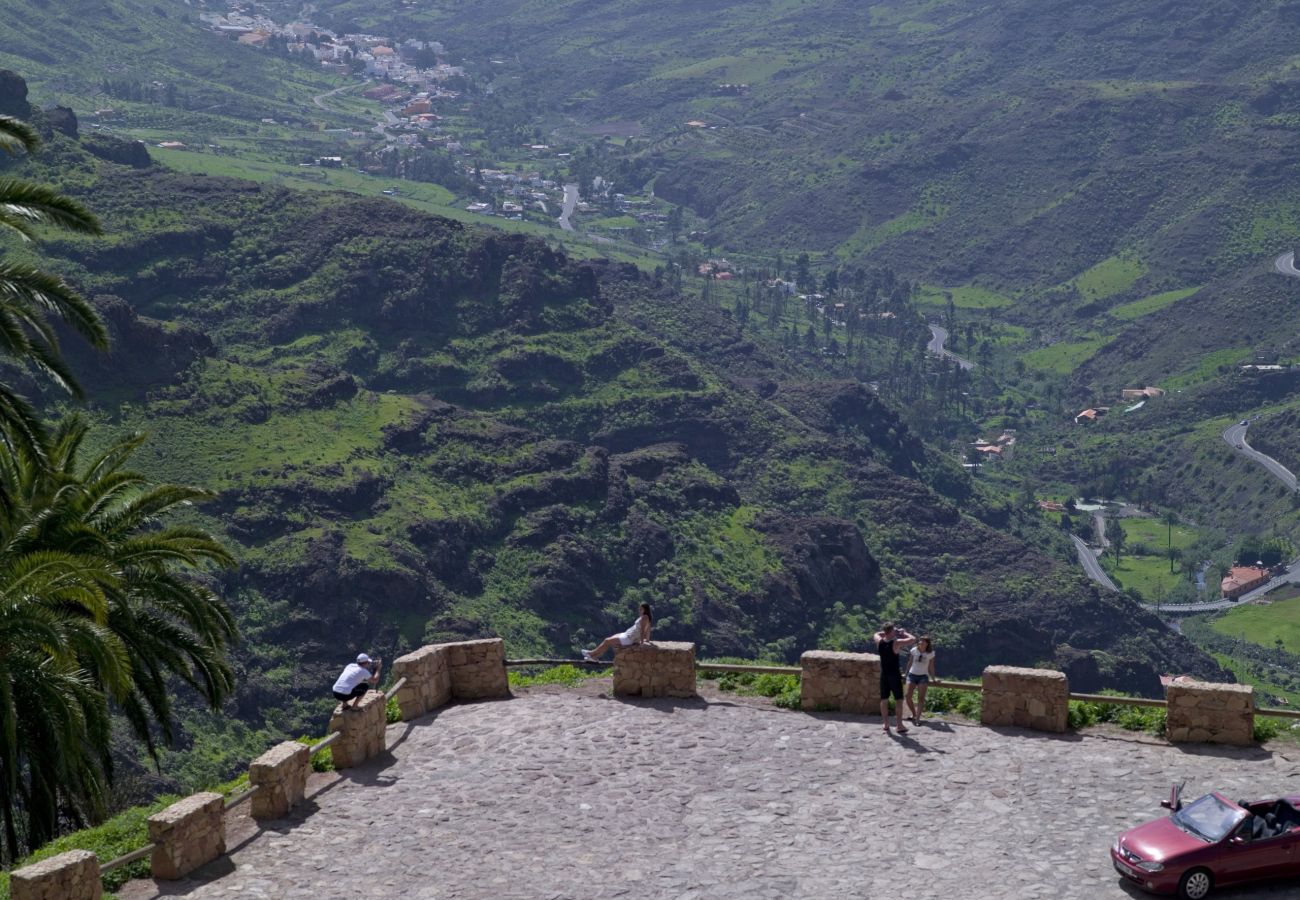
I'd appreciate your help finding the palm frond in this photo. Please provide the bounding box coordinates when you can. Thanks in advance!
[0,178,102,235]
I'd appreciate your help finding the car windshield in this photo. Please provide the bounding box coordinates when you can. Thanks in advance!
[1173,794,1246,842]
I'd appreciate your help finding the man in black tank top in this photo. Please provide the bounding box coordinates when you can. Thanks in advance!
[873,622,916,734]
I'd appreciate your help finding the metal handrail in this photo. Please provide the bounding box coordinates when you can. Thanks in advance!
[99,842,156,873]
[311,731,341,753]
[696,663,801,675]
[505,658,611,667]
[224,785,261,810]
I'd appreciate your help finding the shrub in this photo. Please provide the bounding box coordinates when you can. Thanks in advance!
[0,794,179,898]
[1067,697,1165,735]
[386,696,402,724]
[924,686,981,719]
[507,663,604,689]
[296,735,334,772]
[714,670,801,709]
[1254,716,1284,743]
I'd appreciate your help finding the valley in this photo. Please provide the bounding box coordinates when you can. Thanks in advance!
[3,0,1300,827]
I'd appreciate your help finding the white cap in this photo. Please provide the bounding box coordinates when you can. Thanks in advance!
[356,653,371,664]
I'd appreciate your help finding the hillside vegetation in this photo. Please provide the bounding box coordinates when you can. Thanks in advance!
[0,118,1229,781]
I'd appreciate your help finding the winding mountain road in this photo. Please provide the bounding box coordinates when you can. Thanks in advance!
[1071,534,1118,592]
[926,325,975,370]
[1223,421,1297,491]
[313,84,351,111]
[1275,251,1300,278]
[558,184,579,231]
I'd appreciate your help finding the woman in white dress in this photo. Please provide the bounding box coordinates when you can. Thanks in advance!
[581,603,653,660]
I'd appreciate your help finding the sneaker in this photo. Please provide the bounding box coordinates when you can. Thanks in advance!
[581,649,593,661]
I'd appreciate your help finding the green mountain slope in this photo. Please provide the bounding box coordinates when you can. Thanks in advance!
[4,121,1225,757]
[0,0,346,128]
[270,0,1300,294]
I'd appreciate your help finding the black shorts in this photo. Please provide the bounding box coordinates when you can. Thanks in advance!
[333,683,370,703]
[880,668,904,701]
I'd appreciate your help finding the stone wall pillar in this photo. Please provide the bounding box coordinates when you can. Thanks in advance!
[147,792,226,880]
[10,850,102,900]
[612,642,696,698]
[441,638,509,700]
[799,651,880,713]
[980,665,1069,733]
[328,689,388,768]
[249,740,311,820]
[1166,681,1254,745]
[392,645,451,719]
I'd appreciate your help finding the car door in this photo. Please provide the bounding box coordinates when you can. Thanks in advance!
[1275,826,1300,876]
[1217,819,1289,886]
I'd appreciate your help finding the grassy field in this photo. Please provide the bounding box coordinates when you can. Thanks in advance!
[1109,287,1201,320]
[148,149,661,269]
[1211,595,1300,654]
[1098,519,1199,599]
[1070,254,1147,301]
[1021,334,1113,375]
[917,284,1013,309]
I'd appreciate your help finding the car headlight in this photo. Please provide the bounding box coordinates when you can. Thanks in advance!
[1136,861,1164,873]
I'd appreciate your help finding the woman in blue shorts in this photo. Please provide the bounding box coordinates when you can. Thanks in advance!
[905,636,936,726]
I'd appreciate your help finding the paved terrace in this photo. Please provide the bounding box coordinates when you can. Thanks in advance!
[122,683,1300,900]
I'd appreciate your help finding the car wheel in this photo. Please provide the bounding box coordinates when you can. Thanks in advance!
[1178,868,1213,900]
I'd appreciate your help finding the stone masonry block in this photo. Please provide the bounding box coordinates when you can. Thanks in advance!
[249,740,310,820]
[148,792,225,880]
[328,689,388,768]
[10,849,101,900]
[392,645,451,720]
[980,666,1068,733]
[437,638,509,700]
[1166,681,1254,746]
[613,642,696,698]
[800,651,881,714]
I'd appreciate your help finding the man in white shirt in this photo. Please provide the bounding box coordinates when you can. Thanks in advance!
[332,653,381,708]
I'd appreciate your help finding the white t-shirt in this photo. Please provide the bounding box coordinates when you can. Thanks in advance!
[908,648,935,676]
[333,663,372,693]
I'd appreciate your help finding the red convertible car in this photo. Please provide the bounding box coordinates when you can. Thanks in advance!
[1112,784,1300,898]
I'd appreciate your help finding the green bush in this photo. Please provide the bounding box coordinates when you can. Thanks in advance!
[1255,716,1284,742]
[713,670,801,709]
[0,794,180,899]
[507,663,605,689]
[1067,697,1166,735]
[386,696,402,724]
[296,735,334,772]
[923,686,981,719]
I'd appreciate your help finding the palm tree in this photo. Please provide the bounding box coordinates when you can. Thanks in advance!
[0,539,127,858]
[0,418,236,859]
[0,114,108,464]
[3,416,237,756]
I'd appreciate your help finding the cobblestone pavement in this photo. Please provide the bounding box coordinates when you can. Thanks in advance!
[121,687,1300,900]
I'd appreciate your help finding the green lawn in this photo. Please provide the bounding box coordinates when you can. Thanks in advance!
[1120,517,1197,552]
[1070,254,1147,301]
[1211,595,1300,654]
[1101,551,1185,599]
[1109,287,1201,321]
[917,284,1012,309]
[1021,334,1113,375]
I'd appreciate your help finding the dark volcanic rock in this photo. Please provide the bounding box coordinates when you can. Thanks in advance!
[58,294,212,393]
[83,133,153,168]
[0,70,31,119]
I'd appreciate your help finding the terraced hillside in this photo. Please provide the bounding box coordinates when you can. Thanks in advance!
[2,118,1227,777]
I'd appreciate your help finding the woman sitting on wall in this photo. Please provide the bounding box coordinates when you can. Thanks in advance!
[581,603,653,660]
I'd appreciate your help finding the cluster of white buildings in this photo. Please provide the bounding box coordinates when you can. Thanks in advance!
[199,7,464,90]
